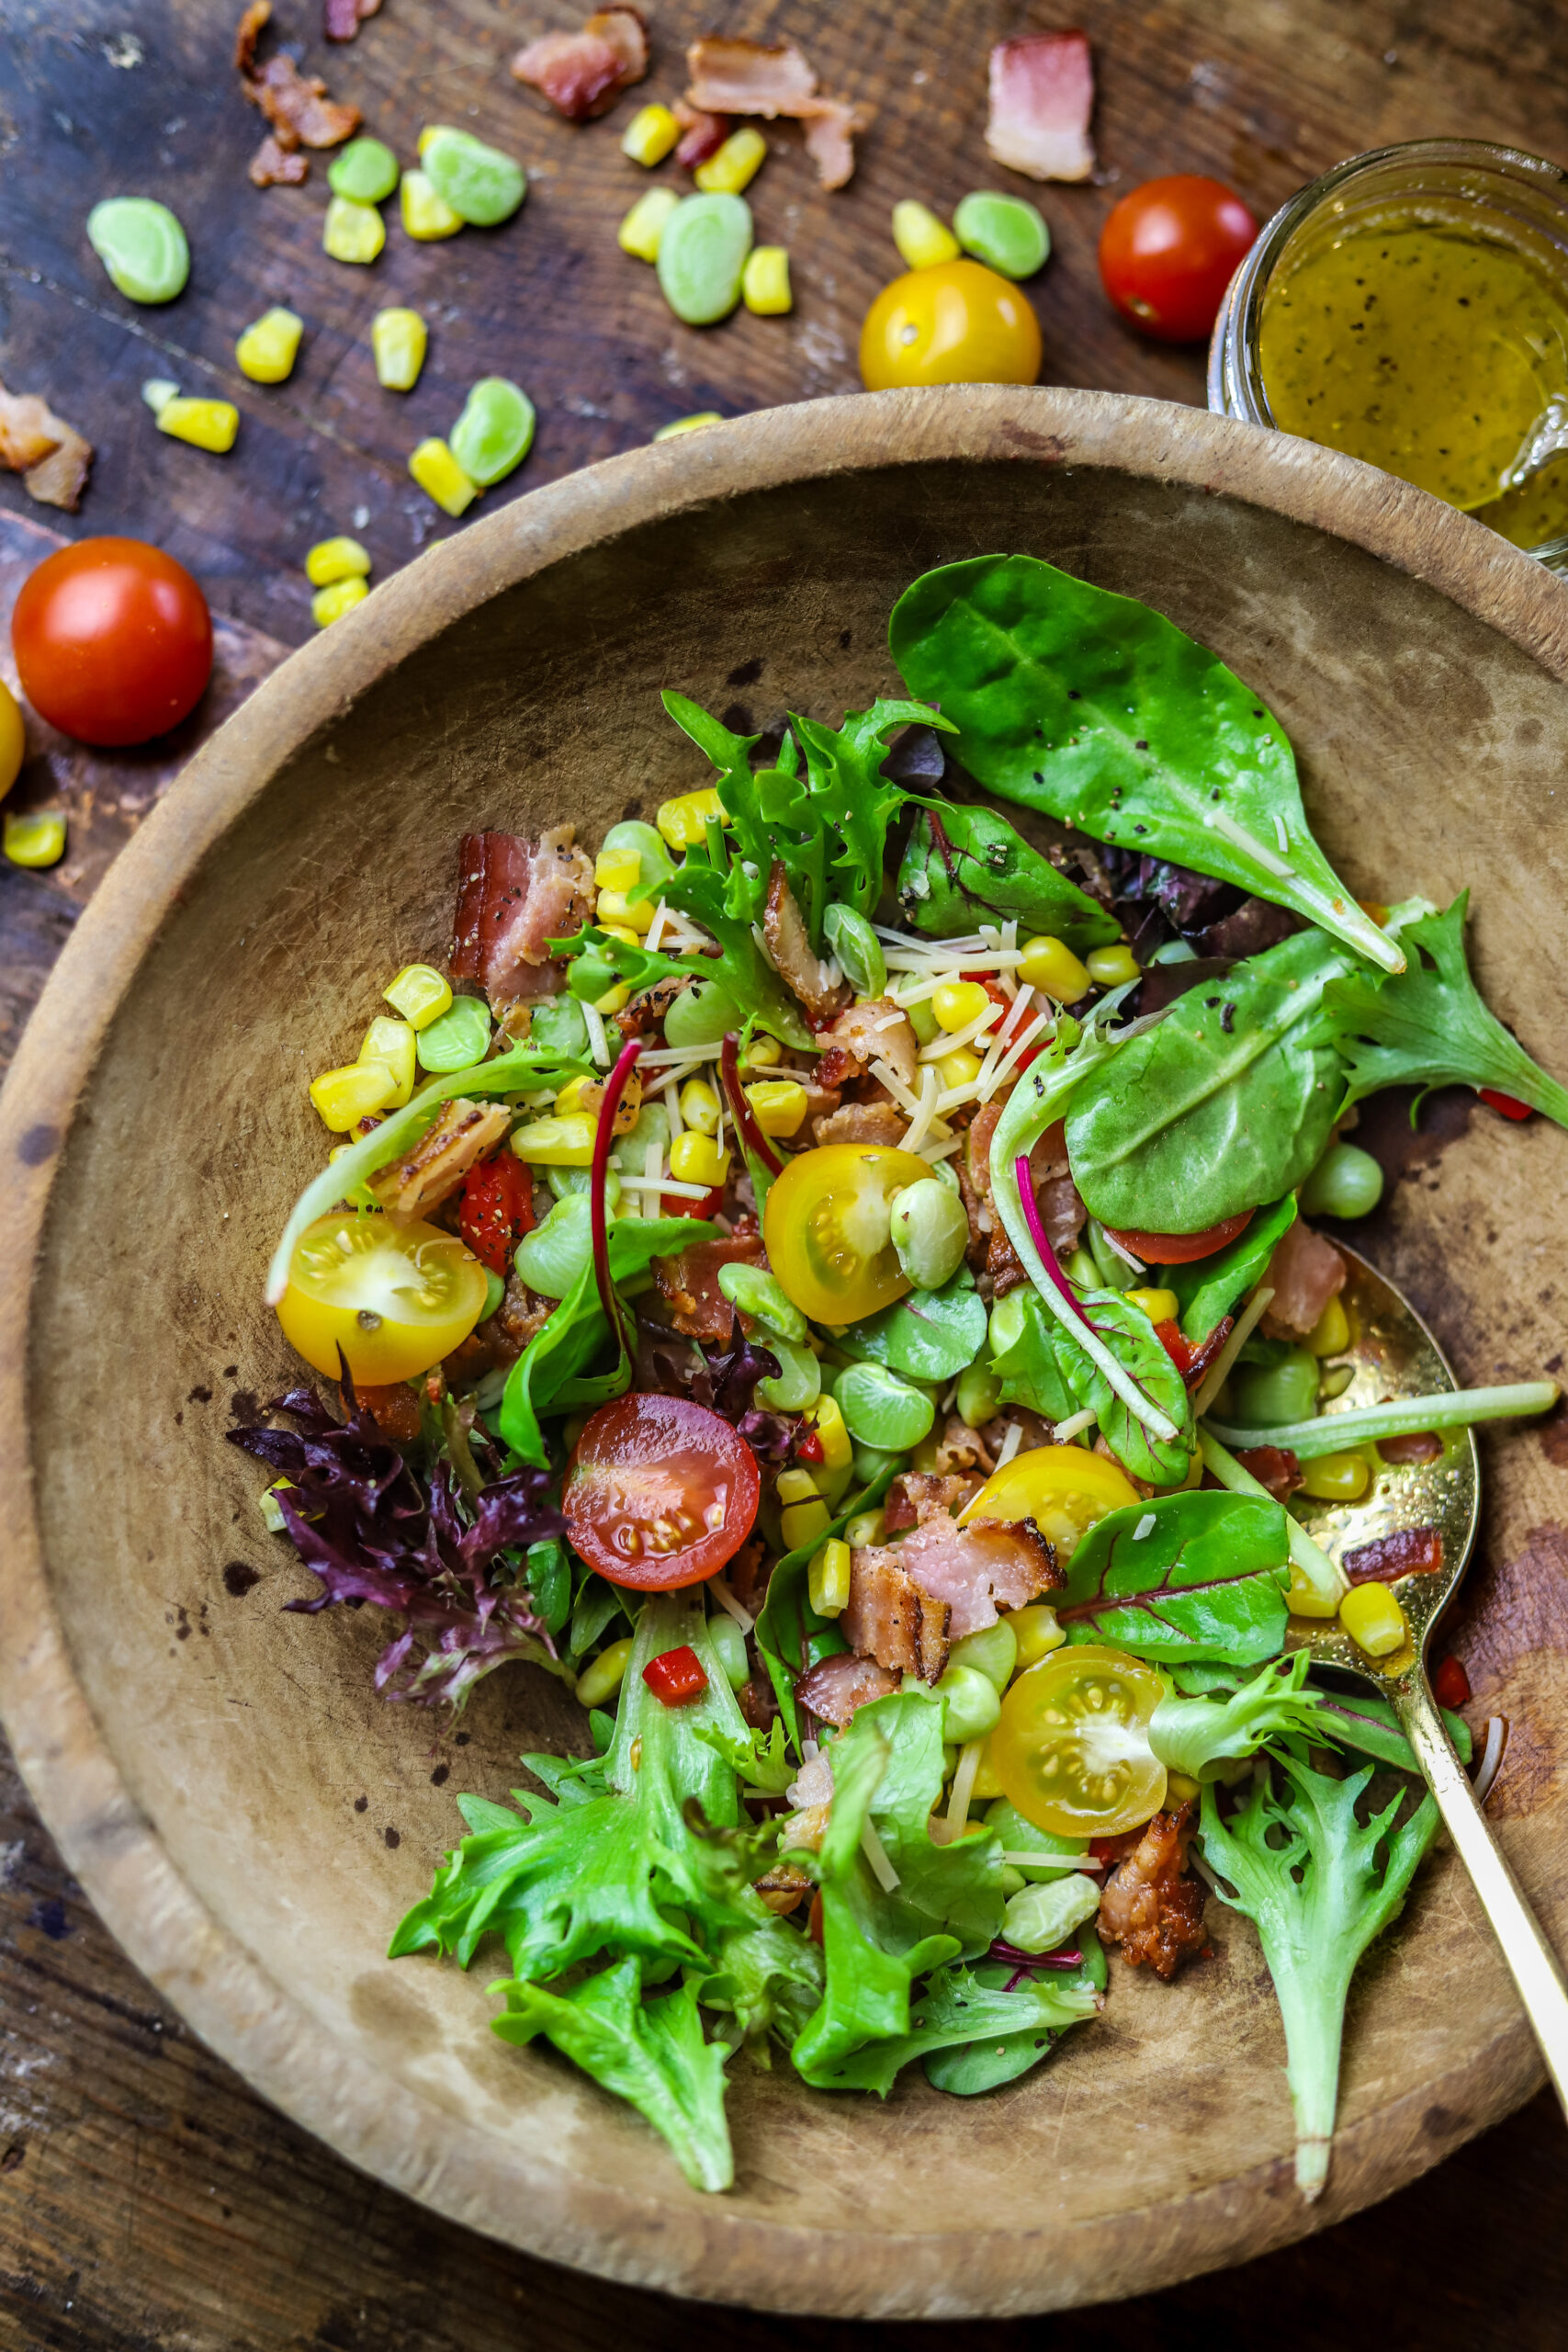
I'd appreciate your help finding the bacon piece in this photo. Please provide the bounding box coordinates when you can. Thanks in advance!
[1343,1525,1444,1587]
[368,1100,509,1224]
[753,1861,811,1916]
[985,30,1096,184]
[673,100,730,165]
[1235,1443,1303,1503]
[811,1100,908,1149]
[739,1674,778,1731]
[884,1472,976,1532]
[1098,1802,1208,1980]
[324,0,380,39]
[450,827,595,1011]
[652,1233,764,1343]
[925,1413,997,1479]
[235,0,270,74]
[800,98,874,192]
[1183,1315,1234,1392]
[249,133,310,185]
[355,1383,424,1444]
[841,1549,951,1681]
[512,7,648,120]
[0,381,93,513]
[683,35,874,189]
[897,1513,1060,1640]
[795,1650,898,1727]
[244,54,361,148]
[1260,1220,1346,1340]
[965,1107,1084,1274]
[1378,1430,1444,1464]
[763,863,849,1022]
[818,995,919,1091]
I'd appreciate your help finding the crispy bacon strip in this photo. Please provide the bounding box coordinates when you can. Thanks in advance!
[672,100,729,165]
[986,30,1096,183]
[1234,1443,1303,1503]
[811,1101,907,1149]
[1261,1220,1346,1340]
[324,0,380,40]
[763,863,848,1022]
[512,7,648,120]
[651,1234,765,1344]
[368,1101,510,1224]
[450,827,595,1011]
[800,98,874,192]
[895,1512,1059,1639]
[818,995,919,1090]
[1098,1802,1207,1979]
[842,1547,951,1681]
[0,381,93,513]
[795,1650,898,1728]
[683,33,874,188]
[237,3,358,149]
[1343,1525,1445,1587]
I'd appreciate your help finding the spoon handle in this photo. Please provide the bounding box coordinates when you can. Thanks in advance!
[1395,1675,1568,2118]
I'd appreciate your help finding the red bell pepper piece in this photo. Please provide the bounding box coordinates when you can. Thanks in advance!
[1155,1318,1195,1375]
[459,1151,533,1274]
[1433,1654,1472,1710]
[1479,1087,1532,1121]
[642,1645,708,1707]
[794,1427,825,1465]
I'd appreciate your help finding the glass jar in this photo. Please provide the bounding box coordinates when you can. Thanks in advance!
[1209,139,1568,574]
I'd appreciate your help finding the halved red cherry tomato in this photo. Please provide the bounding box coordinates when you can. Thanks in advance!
[459,1152,533,1274]
[564,1393,760,1589]
[1105,1209,1254,1264]
[13,537,212,747]
[1479,1087,1532,1121]
[642,1645,709,1706]
[1155,1319,1195,1374]
[1098,175,1258,345]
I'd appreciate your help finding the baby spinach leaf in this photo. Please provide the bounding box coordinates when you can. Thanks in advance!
[1166,1194,1297,1342]
[987,1284,1192,1482]
[988,1286,1077,1421]
[888,553,1403,975]
[836,1264,989,1382]
[895,803,1118,953]
[1064,927,1350,1232]
[1320,891,1568,1128]
[1057,1489,1291,1665]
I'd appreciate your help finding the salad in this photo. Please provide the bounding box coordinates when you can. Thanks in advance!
[233,554,1562,2202]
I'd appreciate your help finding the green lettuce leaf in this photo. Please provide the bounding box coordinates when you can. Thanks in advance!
[809,1960,1100,2095]
[1058,1490,1291,1666]
[895,802,1118,954]
[923,1945,1106,2095]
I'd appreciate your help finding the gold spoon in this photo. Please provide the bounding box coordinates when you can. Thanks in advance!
[1283,1245,1568,2115]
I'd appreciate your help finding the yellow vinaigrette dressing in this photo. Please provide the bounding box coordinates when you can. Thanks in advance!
[1258,218,1568,548]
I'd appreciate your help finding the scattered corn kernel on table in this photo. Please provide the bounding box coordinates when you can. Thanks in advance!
[3,0,1567,2342]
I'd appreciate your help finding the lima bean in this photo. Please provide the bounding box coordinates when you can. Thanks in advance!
[415,993,491,1071]
[1229,1344,1320,1428]
[947,1619,1017,1692]
[716,1261,807,1342]
[87,197,189,303]
[823,902,886,998]
[1000,1872,1100,1954]
[832,1362,935,1452]
[1300,1139,1384,1220]
[656,192,752,325]
[889,1179,969,1292]
[953,190,1050,280]
[756,1338,822,1412]
[450,378,535,488]
[423,127,526,226]
[602,819,675,893]
[935,1662,1001,1745]
[514,1194,594,1298]
[663,978,743,1049]
[329,137,400,204]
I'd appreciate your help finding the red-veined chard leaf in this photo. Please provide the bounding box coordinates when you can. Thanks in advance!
[1057,1489,1291,1666]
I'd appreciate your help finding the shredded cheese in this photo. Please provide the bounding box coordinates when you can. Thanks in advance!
[860,1816,900,1892]
[582,1002,611,1068]
[994,1419,1025,1467]
[869,1057,921,1116]
[944,1738,984,1837]
[707,1576,755,1634]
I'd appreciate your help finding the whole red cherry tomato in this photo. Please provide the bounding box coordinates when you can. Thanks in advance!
[564,1393,760,1589]
[1099,175,1258,344]
[1105,1210,1254,1264]
[12,537,212,747]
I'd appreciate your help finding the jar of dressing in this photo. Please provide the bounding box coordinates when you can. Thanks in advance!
[1210,139,1568,573]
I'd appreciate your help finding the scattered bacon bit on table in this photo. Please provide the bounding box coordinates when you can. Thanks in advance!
[237,0,360,184]
[1097,1801,1208,1979]
[0,379,93,513]
[1260,1218,1346,1340]
[683,35,874,190]
[512,6,648,121]
[450,826,595,1011]
[1343,1524,1445,1587]
[985,29,1096,184]
[672,100,729,166]
[323,0,380,40]
[248,133,310,186]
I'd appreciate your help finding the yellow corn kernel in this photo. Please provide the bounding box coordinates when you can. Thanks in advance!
[891,198,961,270]
[1307,1294,1350,1358]
[575,1635,635,1708]
[311,577,368,628]
[971,1735,1005,1801]
[618,185,679,262]
[1127,1286,1179,1325]
[358,1014,416,1108]
[807,1392,853,1474]
[595,887,654,933]
[594,843,643,892]
[1339,1581,1407,1658]
[1301,1450,1371,1503]
[694,125,768,195]
[594,981,631,1015]
[156,398,240,453]
[807,1537,852,1616]
[141,378,179,416]
[777,1466,821,1507]
[310,1060,397,1132]
[0,680,23,800]
[670,1129,731,1188]
[742,1034,782,1070]
[656,786,725,849]
[509,1112,599,1166]
[741,244,792,315]
[372,307,427,390]
[745,1080,808,1137]
[1086,943,1140,988]
[678,1079,721,1136]
[932,978,991,1033]
[843,1510,886,1548]
[306,537,372,587]
[653,412,722,439]
[621,102,680,166]
[3,809,65,868]
[1010,1603,1065,1668]
[1167,1770,1201,1804]
[400,169,462,241]
[599,923,641,948]
[323,195,386,265]
[937,1047,983,1090]
[1286,1561,1340,1619]
[383,963,452,1029]
[235,305,304,383]
[782,1497,832,1552]
[1019,934,1091,1002]
[408,436,478,516]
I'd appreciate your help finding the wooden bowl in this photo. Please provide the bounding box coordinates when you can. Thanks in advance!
[4,388,1567,2319]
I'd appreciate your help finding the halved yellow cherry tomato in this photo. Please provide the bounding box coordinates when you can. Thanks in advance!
[992,1643,1168,1838]
[859,259,1043,391]
[763,1143,931,1324]
[960,1443,1140,1560]
[276,1211,490,1384]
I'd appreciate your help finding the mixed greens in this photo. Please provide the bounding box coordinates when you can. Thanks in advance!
[239,553,1562,2202]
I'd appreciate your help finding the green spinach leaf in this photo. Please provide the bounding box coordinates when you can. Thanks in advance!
[988,1286,1077,1421]
[1167,1194,1297,1342]
[1057,1489,1291,1665]
[888,553,1402,974]
[895,802,1118,953]
[836,1264,989,1382]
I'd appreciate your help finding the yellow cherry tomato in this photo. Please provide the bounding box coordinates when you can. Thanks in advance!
[763,1143,931,1324]
[860,259,1043,391]
[992,1643,1168,1838]
[960,1442,1141,1560]
[0,678,25,800]
[276,1211,490,1384]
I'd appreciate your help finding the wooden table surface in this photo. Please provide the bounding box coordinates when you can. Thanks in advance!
[3,0,1567,2341]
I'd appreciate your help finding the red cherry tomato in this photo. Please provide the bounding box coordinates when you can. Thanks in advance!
[12,537,212,747]
[1479,1087,1533,1121]
[642,1645,709,1707]
[459,1152,533,1274]
[1106,1210,1254,1264]
[1098,175,1258,344]
[1154,1319,1195,1374]
[564,1393,761,1589]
